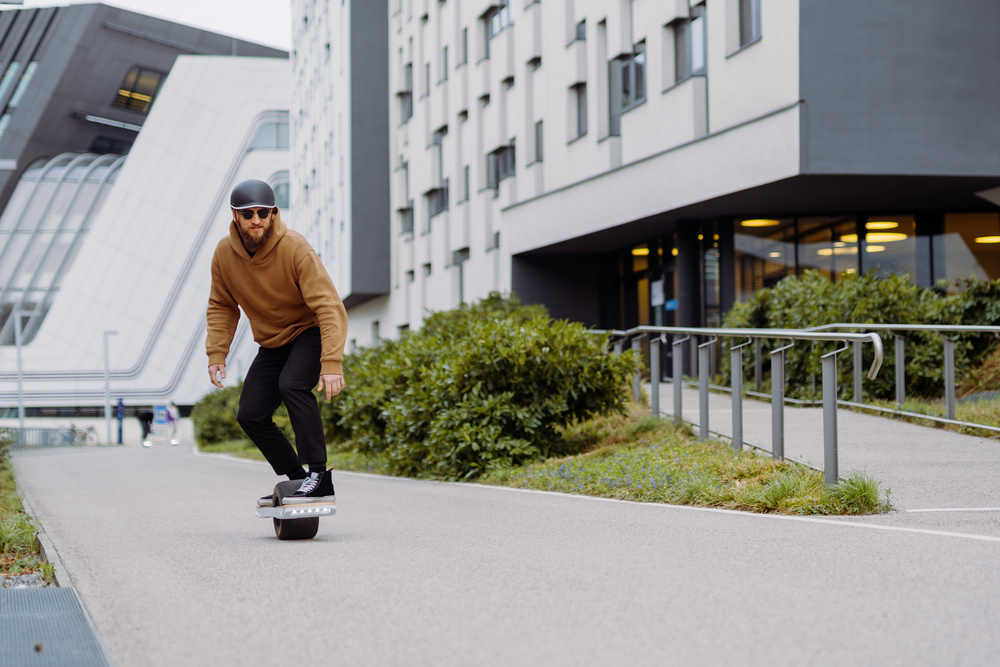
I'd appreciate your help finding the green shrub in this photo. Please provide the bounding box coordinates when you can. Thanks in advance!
[190,384,296,446]
[724,270,964,400]
[0,427,12,461]
[333,293,639,479]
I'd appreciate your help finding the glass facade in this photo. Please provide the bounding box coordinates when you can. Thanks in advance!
[734,212,1000,301]
[0,153,125,345]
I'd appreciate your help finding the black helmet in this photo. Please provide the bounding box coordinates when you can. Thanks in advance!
[230,179,275,209]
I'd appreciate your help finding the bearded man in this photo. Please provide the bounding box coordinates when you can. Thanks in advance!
[206,179,347,506]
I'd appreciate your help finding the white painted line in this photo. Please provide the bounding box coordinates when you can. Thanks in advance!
[906,508,1000,513]
[473,483,1000,544]
[200,451,1000,544]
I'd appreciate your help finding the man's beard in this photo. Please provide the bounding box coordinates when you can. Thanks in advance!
[238,225,272,253]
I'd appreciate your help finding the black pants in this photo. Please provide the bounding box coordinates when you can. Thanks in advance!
[237,327,326,476]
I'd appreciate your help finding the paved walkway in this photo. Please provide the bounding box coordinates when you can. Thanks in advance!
[9,396,1000,665]
[659,382,1000,535]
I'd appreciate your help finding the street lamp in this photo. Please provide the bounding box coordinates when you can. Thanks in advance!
[13,310,25,435]
[103,330,118,445]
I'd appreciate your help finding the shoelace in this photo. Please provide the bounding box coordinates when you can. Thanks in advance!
[297,474,320,494]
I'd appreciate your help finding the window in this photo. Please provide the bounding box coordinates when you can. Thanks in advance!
[249,121,290,150]
[424,62,430,95]
[483,1,512,58]
[7,61,38,109]
[739,0,762,47]
[462,165,470,201]
[575,19,586,41]
[114,66,166,114]
[442,46,448,81]
[486,141,515,192]
[0,62,20,102]
[428,128,449,217]
[0,114,11,142]
[89,136,132,155]
[534,120,543,162]
[571,83,587,138]
[399,63,413,122]
[609,41,646,135]
[674,6,706,82]
[460,28,468,64]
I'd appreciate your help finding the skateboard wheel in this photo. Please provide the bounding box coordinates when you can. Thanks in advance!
[272,480,320,540]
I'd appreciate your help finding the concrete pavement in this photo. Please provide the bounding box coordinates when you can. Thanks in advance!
[9,391,1000,665]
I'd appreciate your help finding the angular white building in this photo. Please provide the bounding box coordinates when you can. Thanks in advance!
[292,0,1000,352]
[0,56,291,412]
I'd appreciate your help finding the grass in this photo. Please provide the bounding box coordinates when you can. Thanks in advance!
[198,406,892,516]
[861,394,1000,435]
[479,407,892,515]
[0,455,53,584]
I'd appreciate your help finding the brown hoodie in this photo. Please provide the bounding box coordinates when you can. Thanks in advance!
[206,214,348,375]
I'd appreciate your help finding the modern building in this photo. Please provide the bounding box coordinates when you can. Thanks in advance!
[289,0,389,314]
[0,3,284,224]
[0,54,290,416]
[298,0,1000,351]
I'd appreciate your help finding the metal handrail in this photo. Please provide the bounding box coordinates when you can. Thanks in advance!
[596,325,884,484]
[805,323,1000,423]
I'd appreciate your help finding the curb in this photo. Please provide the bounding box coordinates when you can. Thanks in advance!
[10,465,71,589]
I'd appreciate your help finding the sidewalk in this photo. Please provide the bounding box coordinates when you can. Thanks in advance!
[657,381,1000,516]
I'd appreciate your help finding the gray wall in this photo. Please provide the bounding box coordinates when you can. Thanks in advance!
[0,4,286,219]
[799,0,1000,176]
[511,254,602,326]
[346,0,390,307]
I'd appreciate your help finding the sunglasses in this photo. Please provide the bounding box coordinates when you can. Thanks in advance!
[237,208,273,220]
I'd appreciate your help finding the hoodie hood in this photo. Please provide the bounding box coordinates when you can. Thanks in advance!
[228,213,287,262]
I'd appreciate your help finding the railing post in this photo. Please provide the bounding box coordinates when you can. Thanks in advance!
[731,342,744,452]
[822,349,840,485]
[698,340,711,440]
[632,337,642,403]
[853,340,863,404]
[672,337,686,424]
[754,338,762,392]
[613,340,623,356]
[771,346,787,460]
[895,334,905,406]
[650,336,660,416]
[944,337,956,421]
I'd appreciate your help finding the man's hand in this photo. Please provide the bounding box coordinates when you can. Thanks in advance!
[317,374,345,400]
[209,364,227,389]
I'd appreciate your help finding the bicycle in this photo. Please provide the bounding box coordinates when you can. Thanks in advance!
[62,424,98,445]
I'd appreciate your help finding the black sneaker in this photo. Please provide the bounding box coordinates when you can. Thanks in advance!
[285,470,335,504]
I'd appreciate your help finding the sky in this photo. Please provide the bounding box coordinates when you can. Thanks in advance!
[5,0,292,50]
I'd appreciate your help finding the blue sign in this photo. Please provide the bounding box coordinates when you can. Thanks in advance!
[664,299,679,312]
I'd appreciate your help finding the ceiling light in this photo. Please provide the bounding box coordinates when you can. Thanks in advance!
[840,234,859,243]
[740,219,780,227]
[768,251,782,258]
[975,236,1000,244]
[671,248,679,256]
[817,247,858,256]
[866,245,886,253]
[865,232,908,242]
[867,221,899,230]
[631,247,649,256]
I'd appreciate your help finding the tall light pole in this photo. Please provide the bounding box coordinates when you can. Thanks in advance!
[13,310,25,435]
[103,330,117,445]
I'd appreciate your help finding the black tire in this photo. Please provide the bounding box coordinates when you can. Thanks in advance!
[272,481,320,541]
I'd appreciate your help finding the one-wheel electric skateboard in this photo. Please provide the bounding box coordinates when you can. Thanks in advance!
[254,479,336,540]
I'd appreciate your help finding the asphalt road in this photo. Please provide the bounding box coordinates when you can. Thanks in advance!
[12,438,1000,667]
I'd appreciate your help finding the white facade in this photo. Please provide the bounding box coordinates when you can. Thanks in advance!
[291,0,799,345]
[290,0,352,294]
[290,0,1000,346]
[0,56,292,408]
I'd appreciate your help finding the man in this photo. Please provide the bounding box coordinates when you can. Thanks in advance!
[206,179,347,506]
